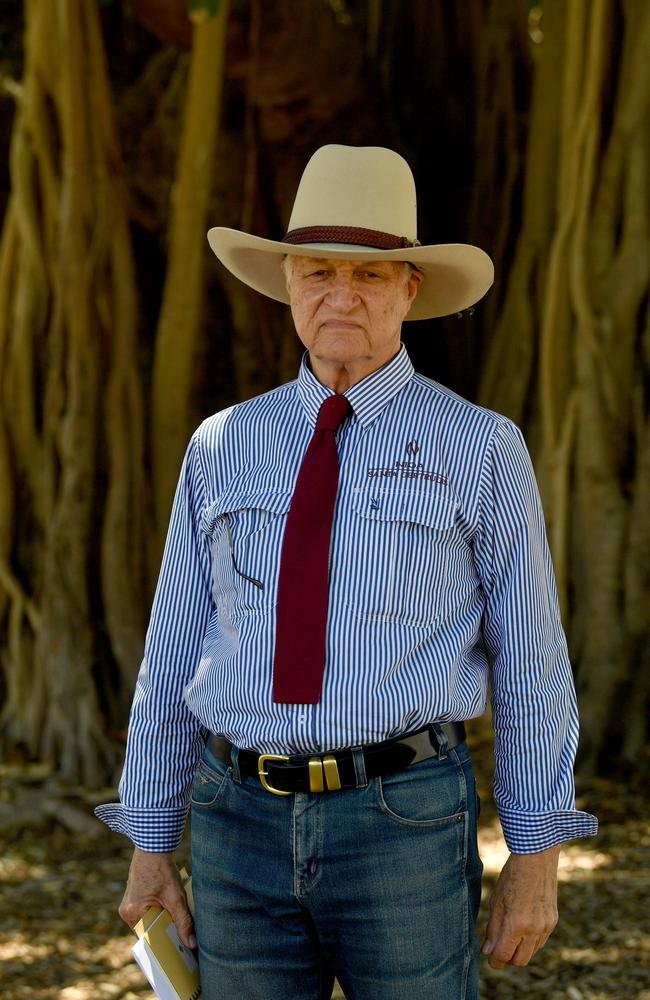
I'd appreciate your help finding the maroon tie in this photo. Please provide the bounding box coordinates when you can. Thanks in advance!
[273,394,352,703]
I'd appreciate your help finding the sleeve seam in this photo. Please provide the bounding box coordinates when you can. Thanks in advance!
[191,426,210,518]
[476,419,502,597]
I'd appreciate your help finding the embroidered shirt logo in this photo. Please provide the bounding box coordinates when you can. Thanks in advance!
[367,440,448,486]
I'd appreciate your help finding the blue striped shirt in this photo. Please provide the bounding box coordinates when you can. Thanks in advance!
[96,346,597,854]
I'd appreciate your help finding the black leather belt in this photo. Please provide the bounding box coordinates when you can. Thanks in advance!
[207,722,466,796]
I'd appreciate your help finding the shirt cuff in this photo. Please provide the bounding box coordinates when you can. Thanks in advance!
[498,807,599,854]
[94,803,188,852]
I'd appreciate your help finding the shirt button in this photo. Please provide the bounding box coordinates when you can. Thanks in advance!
[299,714,306,723]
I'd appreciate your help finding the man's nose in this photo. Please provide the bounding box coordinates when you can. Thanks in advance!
[325,273,359,308]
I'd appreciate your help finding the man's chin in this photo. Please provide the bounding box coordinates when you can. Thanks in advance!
[319,321,363,332]
[312,329,367,355]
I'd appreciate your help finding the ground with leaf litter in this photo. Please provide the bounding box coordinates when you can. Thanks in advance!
[1,725,648,1000]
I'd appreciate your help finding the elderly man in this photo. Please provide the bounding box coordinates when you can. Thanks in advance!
[98,145,597,1000]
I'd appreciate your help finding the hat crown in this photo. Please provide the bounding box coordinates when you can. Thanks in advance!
[287,145,418,242]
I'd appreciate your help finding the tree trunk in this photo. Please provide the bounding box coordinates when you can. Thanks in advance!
[478,0,650,771]
[0,0,147,783]
[151,3,230,553]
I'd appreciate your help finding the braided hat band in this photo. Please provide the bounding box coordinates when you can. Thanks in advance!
[284,225,421,251]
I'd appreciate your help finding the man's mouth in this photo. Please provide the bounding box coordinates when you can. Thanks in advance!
[320,320,360,329]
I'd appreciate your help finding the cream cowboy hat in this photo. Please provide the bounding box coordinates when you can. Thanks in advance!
[207,144,494,321]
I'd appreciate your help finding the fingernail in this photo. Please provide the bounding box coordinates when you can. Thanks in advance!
[482,940,494,954]
[189,934,197,949]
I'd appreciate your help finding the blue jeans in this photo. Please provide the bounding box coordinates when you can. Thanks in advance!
[191,733,483,1000]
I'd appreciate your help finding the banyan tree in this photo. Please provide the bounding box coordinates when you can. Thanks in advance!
[0,0,647,784]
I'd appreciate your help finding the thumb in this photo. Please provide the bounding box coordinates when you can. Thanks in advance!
[162,888,196,950]
[482,899,506,965]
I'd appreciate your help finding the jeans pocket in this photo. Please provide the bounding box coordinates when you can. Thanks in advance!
[377,755,467,826]
[190,753,230,809]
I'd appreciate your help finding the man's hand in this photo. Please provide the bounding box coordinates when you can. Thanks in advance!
[482,845,560,968]
[119,848,196,950]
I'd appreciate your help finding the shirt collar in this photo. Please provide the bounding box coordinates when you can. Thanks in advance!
[296,345,415,429]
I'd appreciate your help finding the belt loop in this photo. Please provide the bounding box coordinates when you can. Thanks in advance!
[230,745,242,784]
[430,723,449,760]
[352,747,368,787]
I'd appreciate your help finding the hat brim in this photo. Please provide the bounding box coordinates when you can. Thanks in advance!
[207,228,494,321]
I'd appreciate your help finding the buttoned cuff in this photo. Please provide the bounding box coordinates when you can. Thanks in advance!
[94,802,188,853]
[498,807,598,854]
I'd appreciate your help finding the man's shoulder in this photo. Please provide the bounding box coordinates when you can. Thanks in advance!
[195,379,298,439]
[410,371,512,433]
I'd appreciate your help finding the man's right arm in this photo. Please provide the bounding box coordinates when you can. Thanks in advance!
[95,430,215,928]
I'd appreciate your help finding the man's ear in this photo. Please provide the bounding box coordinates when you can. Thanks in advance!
[406,267,423,305]
[281,254,293,294]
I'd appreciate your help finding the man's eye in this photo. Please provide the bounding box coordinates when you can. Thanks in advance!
[306,269,328,278]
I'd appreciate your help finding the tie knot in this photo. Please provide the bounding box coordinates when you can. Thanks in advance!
[315,394,352,432]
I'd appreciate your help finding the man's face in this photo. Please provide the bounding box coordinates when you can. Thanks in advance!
[285,257,421,376]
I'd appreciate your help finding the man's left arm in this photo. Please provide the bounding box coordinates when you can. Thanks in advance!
[473,419,597,967]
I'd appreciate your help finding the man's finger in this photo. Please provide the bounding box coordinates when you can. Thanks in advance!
[481,901,504,957]
[486,934,521,969]
[482,906,517,967]
[169,906,197,951]
[508,934,538,967]
[119,901,146,928]
[482,916,521,969]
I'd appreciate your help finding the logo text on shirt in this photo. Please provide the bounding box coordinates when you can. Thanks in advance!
[367,443,448,485]
[367,463,448,484]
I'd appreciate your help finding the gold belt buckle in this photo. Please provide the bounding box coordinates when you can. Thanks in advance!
[258,753,292,795]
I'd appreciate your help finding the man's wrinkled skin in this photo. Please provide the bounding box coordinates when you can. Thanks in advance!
[482,846,560,968]
[119,257,562,971]
[119,849,196,950]
[285,256,420,391]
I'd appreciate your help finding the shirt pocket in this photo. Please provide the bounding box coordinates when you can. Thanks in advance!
[346,487,458,626]
[203,488,292,620]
